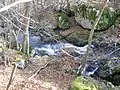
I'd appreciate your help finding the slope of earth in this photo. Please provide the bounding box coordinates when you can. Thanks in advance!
[0,54,80,90]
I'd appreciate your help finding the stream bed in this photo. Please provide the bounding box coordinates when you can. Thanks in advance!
[18,34,120,86]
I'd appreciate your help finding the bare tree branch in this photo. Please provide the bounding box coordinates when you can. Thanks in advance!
[0,14,24,32]
[77,0,110,75]
[0,0,33,13]
[6,64,16,90]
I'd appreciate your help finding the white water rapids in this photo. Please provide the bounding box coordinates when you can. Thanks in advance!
[18,34,98,76]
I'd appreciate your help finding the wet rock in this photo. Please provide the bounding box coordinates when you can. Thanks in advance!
[94,57,120,86]
[62,30,105,47]
[81,63,99,76]
[71,76,120,90]
[66,36,88,47]
[96,58,120,78]
[60,29,89,46]
[109,75,120,86]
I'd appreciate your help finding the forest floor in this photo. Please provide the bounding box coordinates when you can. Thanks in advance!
[0,24,120,90]
[0,56,80,90]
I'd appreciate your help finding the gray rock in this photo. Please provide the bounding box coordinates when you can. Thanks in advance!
[96,58,120,78]
[16,59,25,69]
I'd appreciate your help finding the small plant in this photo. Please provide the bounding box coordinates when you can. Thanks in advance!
[19,43,34,58]
[57,11,70,29]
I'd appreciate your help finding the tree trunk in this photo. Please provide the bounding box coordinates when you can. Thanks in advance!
[22,2,31,57]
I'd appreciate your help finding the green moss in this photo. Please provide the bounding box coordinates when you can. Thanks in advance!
[71,76,101,90]
[71,76,120,90]
[58,12,70,29]
[74,4,118,31]
[16,51,28,60]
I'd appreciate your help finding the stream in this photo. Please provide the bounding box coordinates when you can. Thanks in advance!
[18,34,120,86]
[18,34,98,75]
[18,34,90,57]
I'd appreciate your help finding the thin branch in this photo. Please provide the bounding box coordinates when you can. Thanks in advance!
[28,62,49,80]
[10,11,34,29]
[0,2,39,24]
[61,49,74,58]
[0,0,33,13]
[77,0,110,74]
[96,48,120,60]
[0,2,38,30]
[13,10,40,23]
[6,64,16,90]
[0,14,24,32]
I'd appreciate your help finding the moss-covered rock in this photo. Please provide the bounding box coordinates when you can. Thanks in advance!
[0,48,27,66]
[65,30,89,46]
[71,76,101,90]
[59,26,103,46]
[74,4,119,31]
[71,76,120,90]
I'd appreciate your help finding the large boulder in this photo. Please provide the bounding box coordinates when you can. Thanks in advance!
[74,4,119,31]
[59,25,104,46]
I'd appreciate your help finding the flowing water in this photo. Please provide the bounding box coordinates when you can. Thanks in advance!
[18,34,99,75]
[18,34,90,57]
[18,34,120,82]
